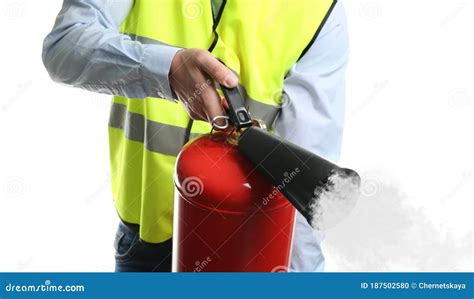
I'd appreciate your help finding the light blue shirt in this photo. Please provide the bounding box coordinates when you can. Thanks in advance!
[42,0,349,272]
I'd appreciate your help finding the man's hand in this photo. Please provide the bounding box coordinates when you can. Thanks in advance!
[169,48,238,124]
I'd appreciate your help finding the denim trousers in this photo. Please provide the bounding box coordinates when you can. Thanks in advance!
[114,221,172,272]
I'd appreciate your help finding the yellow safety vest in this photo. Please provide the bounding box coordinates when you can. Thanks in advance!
[109,0,336,243]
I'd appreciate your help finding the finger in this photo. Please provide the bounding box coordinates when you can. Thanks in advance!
[189,110,207,122]
[200,85,226,126]
[197,52,238,88]
[189,103,209,122]
[178,96,207,122]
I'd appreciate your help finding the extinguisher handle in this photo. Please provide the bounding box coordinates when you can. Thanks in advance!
[221,86,253,130]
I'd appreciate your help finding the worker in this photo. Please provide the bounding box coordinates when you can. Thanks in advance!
[42,0,349,272]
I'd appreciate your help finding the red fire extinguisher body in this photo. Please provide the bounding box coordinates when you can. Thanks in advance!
[173,134,296,272]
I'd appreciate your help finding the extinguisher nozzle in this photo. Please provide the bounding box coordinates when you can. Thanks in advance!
[309,168,361,230]
[237,127,361,230]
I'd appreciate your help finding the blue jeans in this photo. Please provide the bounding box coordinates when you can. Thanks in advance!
[114,221,172,272]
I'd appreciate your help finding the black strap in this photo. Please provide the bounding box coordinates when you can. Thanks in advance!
[211,0,227,30]
[183,118,193,145]
[208,31,219,52]
[208,0,226,51]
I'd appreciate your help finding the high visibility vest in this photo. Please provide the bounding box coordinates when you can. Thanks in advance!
[109,0,336,243]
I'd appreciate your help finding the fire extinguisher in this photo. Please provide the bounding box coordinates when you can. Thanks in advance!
[172,86,296,272]
[172,86,361,272]
[172,130,296,272]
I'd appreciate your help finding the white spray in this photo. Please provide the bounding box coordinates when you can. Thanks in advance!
[310,170,361,231]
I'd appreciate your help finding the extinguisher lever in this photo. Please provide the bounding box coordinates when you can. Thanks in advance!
[221,86,253,130]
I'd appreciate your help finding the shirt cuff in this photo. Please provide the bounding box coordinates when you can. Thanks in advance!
[140,44,182,100]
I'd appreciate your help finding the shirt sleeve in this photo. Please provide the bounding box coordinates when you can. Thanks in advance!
[273,1,349,162]
[42,0,181,100]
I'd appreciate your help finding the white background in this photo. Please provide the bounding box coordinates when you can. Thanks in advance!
[0,0,472,272]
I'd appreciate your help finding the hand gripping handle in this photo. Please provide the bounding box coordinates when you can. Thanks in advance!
[221,86,253,130]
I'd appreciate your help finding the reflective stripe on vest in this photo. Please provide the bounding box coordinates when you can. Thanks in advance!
[110,0,336,243]
[109,102,201,156]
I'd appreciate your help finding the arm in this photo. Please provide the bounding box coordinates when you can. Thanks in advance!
[42,0,180,99]
[42,0,236,122]
[274,1,349,162]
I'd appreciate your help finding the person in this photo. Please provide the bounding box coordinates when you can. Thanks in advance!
[42,0,349,272]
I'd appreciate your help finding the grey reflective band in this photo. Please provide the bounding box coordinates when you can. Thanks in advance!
[246,97,280,128]
[126,33,172,47]
[109,100,278,156]
[189,132,203,140]
[126,112,146,143]
[109,103,191,156]
[108,102,127,130]
[238,85,281,128]
[146,121,188,156]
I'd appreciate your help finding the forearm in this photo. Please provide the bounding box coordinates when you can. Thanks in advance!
[274,1,349,162]
[42,0,180,99]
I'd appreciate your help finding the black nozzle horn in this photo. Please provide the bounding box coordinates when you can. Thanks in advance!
[238,127,360,226]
